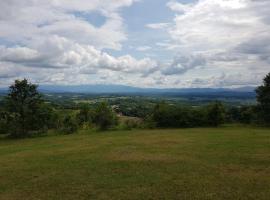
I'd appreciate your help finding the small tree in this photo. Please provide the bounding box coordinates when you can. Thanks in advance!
[77,104,93,125]
[4,79,50,138]
[60,115,79,134]
[93,102,118,130]
[207,101,225,127]
[152,102,172,127]
[256,72,270,125]
[0,111,10,134]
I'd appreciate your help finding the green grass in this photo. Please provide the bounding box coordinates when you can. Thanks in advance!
[0,126,270,200]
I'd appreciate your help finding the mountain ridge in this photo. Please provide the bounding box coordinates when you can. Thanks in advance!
[0,84,256,94]
[43,85,256,94]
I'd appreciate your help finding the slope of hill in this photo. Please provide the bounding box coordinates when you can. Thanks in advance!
[0,127,269,200]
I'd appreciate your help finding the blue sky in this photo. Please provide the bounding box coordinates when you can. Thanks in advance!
[105,0,175,61]
[0,0,269,88]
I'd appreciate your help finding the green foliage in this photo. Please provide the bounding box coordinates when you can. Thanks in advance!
[148,101,228,128]
[239,106,255,124]
[152,102,172,128]
[76,104,93,125]
[3,74,269,137]
[256,72,270,125]
[116,98,154,118]
[0,110,10,134]
[119,118,142,130]
[143,115,157,129]
[93,102,118,130]
[226,107,241,123]
[60,115,79,134]
[206,101,225,127]
[4,79,53,138]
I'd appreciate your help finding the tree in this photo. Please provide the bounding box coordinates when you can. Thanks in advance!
[256,72,270,125]
[207,101,225,127]
[239,106,256,124]
[152,102,171,127]
[60,115,79,134]
[4,79,51,137]
[76,104,93,125]
[93,102,118,130]
[0,110,10,134]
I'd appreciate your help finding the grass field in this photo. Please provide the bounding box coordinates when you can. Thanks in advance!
[0,126,270,200]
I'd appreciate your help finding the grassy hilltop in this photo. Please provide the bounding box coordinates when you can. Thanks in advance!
[1,126,270,200]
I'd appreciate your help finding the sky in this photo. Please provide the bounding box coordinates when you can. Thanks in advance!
[0,0,269,88]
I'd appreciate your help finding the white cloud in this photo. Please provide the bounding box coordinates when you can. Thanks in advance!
[0,0,141,50]
[0,0,161,86]
[167,0,193,13]
[0,0,269,88]
[168,0,270,54]
[136,46,152,51]
[163,0,270,85]
[190,72,263,88]
[161,54,206,75]
[0,46,40,63]
[1,35,157,71]
[145,23,170,30]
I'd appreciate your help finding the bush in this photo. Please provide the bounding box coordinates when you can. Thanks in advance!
[120,118,142,130]
[93,102,118,130]
[206,101,225,127]
[76,104,93,126]
[256,72,270,125]
[239,106,259,124]
[149,102,226,128]
[226,107,241,123]
[3,79,55,138]
[60,115,79,134]
[0,111,10,134]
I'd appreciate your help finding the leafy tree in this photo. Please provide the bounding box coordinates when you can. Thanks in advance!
[93,102,118,130]
[207,101,225,127]
[151,103,203,128]
[4,79,51,137]
[152,102,172,127]
[188,108,208,127]
[0,110,10,134]
[226,107,241,123]
[77,104,93,125]
[256,72,270,124]
[60,115,79,134]
[238,106,255,124]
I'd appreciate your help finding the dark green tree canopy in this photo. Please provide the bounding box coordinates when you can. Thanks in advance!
[207,101,225,127]
[4,79,50,137]
[6,79,42,112]
[256,72,270,124]
[93,102,118,130]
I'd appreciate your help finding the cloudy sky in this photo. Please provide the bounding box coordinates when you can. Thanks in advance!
[0,0,269,88]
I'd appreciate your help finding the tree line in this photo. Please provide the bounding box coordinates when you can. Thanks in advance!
[0,72,270,138]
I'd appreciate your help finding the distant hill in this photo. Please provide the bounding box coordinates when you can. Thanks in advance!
[39,84,255,94]
[0,84,256,97]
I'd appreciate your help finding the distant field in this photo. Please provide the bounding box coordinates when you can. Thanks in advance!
[0,126,270,200]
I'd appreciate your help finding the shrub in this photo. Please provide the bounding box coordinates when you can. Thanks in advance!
[206,101,226,127]
[3,79,54,138]
[256,72,270,125]
[76,104,93,126]
[60,115,79,134]
[120,118,142,130]
[93,102,118,130]
[0,111,10,134]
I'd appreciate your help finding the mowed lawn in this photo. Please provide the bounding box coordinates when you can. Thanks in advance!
[0,126,270,200]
